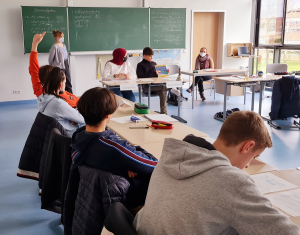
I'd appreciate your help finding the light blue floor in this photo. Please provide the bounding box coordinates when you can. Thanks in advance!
[0,89,299,234]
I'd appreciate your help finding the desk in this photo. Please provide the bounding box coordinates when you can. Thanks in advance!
[268,169,300,227]
[108,97,208,146]
[102,76,186,123]
[213,75,282,121]
[181,69,246,109]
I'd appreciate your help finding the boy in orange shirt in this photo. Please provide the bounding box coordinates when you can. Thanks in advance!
[30,32,78,108]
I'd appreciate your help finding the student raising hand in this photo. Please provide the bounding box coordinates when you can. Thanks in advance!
[31,32,46,52]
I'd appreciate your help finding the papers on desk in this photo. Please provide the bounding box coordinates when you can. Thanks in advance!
[137,79,154,82]
[104,80,131,84]
[163,77,177,81]
[117,99,132,107]
[111,115,148,124]
[266,188,300,217]
[144,114,178,122]
[251,172,298,195]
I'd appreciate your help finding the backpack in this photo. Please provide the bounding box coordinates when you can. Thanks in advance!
[167,91,179,106]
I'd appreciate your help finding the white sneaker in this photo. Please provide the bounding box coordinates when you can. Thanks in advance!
[170,88,181,96]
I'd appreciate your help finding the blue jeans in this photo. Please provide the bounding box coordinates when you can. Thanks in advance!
[109,88,136,102]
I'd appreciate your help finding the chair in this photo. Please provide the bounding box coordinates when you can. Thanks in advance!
[193,77,215,100]
[63,165,130,235]
[263,64,288,98]
[41,128,72,221]
[17,112,67,182]
[265,76,300,129]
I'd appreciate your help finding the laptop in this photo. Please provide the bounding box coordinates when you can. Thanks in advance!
[238,46,250,56]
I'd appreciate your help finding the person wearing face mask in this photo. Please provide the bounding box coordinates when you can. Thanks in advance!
[186,47,214,101]
[48,30,73,94]
[102,48,137,102]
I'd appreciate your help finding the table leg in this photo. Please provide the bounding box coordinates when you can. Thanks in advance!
[138,85,142,104]
[244,87,246,105]
[192,75,195,109]
[148,85,151,109]
[223,82,228,121]
[251,85,255,111]
[171,87,187,123]
[259,82,264,115]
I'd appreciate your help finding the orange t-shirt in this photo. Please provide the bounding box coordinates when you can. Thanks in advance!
[29,51,79,108]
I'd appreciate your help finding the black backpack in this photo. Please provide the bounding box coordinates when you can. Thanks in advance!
[167,91,179,106]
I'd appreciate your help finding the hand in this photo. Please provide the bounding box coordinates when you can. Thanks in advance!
[127,170,137,178]
[31,32,46,52]
[70,121,78,126]
[125,74,131,80]
[156,71,161,75]
[115,73,126,79]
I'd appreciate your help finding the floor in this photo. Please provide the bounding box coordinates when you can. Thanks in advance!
[0,88,299,234]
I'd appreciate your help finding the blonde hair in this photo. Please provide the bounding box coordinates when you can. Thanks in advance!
[52,30,64,38]
[218,111,272,151]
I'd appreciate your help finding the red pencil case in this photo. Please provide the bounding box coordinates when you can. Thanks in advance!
[151,120,174,129]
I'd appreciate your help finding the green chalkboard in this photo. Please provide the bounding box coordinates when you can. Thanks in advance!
[21,6,68,53]
[68,7,149,52]
[150,8,186,49]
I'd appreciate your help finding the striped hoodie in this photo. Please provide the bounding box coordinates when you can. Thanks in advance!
[71,127,158,178]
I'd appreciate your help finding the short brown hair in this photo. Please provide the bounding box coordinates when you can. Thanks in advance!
[77,87,118,126]
[218,111,272,151]
[143,47,154,56]
[52,30,64,38]
[39,65,54,85]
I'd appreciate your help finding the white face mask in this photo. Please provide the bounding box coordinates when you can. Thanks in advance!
[200,52,206,57]
[59,37,64,43]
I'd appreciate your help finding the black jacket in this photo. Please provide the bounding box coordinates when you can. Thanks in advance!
[71,127,158,178]
[136,59,158,78]
[17,112,67,181]
[41,128,72,222]
[270,76,300,119]
[63,165,130,235]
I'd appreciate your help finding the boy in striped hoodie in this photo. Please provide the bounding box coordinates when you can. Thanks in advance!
[71,87,158,208]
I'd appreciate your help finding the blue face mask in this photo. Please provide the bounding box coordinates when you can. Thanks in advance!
[59,37,64,43]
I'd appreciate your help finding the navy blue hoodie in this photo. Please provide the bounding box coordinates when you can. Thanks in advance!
[71,127,158,179]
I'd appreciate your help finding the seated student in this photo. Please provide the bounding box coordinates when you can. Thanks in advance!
[136,47,168,114]
[102,48,137,102]
[39,67,85,137]
[72,87,158,208]
[133,111,300,234]
[186,47,214,101]
[30,32,79,108]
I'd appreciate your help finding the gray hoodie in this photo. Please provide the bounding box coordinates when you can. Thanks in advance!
[38,94,84,137]
[133,137,300,235]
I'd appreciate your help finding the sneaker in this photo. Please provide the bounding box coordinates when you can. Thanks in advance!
[171,88,181,96]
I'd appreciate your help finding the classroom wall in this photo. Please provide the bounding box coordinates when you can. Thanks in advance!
[0,0,252,102]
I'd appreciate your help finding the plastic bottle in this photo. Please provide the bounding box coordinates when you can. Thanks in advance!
[244,67,249,81]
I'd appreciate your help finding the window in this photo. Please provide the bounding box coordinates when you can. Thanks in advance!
[254,49,274,74]
[258,0,285,45]
[285,0,300,45]
[280,49,300,71]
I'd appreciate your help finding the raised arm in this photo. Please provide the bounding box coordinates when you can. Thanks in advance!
[29,32,46,97]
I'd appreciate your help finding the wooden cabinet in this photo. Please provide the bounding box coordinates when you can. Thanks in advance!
[227,43,253,57]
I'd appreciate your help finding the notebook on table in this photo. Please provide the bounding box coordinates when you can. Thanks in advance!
[144,114,178,122]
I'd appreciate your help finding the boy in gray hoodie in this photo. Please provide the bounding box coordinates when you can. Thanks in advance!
[133,111,300,235]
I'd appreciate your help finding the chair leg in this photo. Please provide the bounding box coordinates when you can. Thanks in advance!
[214,82,216,99]
[210,80,213,96]
[196,86,197,100]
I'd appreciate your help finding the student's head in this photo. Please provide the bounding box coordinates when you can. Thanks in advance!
[214,111,272,169]
[112,48,127,64]
[39,65,54,85]
[52,30,64,43]
[77,87,118,127]
[43,67,66,97]
[143,47,154,62]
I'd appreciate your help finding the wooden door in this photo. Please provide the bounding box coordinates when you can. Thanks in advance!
[193,12,219,69]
